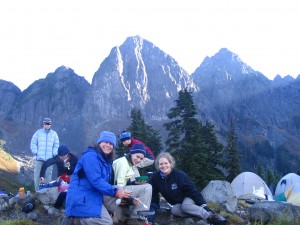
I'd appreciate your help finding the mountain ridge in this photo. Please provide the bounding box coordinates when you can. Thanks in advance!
[0,36,299,183]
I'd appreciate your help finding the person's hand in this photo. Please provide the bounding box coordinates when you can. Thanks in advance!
[115,189,132,198]
[132,198,139,206]
[40,177,45,184]
[135,180,147,185]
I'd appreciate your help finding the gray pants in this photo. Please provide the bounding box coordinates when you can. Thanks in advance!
[171,197,211,220]
[121,183,152,218]
[33,159,53,191]
[60,203,115,225]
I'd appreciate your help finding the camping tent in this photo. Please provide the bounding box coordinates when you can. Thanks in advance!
[274,173,300,206]
[274,173,300,196]
[231,172,273,199]
[286,184,300,206]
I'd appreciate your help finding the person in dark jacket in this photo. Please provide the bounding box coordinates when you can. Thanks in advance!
[39,145,78,209]
[39,145,78,184]
[63,131,132,225]
[149,152,227,225]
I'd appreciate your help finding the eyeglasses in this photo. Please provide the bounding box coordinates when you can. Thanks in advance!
[44,123,51,125]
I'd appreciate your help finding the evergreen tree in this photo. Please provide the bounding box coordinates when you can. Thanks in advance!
[225,117,241,182]
[127,108,163,157]
[164,88,225,189]
[201,122,226,181]
[257,163,264,178]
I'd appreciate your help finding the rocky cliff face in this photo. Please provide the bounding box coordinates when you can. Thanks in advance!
[0,35,299,173]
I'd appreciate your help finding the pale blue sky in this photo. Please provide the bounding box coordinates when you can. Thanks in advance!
[0,0,299,91]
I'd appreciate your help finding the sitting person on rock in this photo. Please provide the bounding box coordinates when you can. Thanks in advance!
[113,143,152,224]
[63,131,132,225]
[39,145,78,184]
[39,145,78,208]
[149,152,227,225]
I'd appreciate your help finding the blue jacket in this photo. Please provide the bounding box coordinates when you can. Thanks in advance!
[65,147,117,217]
[30,128,59,161]
[150,168,206,206]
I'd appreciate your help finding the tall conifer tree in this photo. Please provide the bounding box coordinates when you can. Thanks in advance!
[225,118,241,182]
[164,88,224,188]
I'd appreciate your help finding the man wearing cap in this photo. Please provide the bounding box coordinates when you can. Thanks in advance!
[30,117,59,191]
[112,143,152,223]
[119,131,155,177]
[64,131,132,225]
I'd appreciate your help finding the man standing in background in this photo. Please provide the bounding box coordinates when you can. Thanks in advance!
[31,117,59,191]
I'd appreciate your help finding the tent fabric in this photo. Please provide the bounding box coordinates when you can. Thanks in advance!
[231,172,273,199]
[274,184,300,207]
[274,173,300,196]
[286,187,300,206]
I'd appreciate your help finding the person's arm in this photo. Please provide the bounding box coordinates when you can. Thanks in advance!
[113,158,131,186]
[52,131,59,156]
[39,156,58,179]
[66,154,78,175]
[149,172,160,204]
[30,131,38,155]
[82,151,118,197]
[148,174,161,224]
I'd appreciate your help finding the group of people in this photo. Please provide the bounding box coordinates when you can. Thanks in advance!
[30,118,79,207]
[30,118,227,225]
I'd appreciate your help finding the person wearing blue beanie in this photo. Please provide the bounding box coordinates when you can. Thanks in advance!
[64,131,132,225]
[58,145,70,156]
[97,131,116,148]
[112,143,152,222]
[119,130,155,179]
[129,143,146,156]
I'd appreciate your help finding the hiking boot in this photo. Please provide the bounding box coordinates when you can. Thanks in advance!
[207,214,227,225]
[126,218,145,225]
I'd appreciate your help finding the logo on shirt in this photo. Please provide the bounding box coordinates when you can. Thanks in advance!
[171,183,178,190]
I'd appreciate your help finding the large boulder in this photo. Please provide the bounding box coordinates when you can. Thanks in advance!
[35,186,59,205]
[202,180,237,213]
[250,201,300,224]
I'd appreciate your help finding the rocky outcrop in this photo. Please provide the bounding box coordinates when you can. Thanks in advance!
[1,180,300,225]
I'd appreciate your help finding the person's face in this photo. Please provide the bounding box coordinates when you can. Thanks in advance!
[122,139,131,146]
[59,154,69,161]
[99,142,114,155]
[131,153,144,165]
[43,123,51,130]
[158,157,172,175]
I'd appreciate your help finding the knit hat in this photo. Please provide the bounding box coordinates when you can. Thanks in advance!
[97,131,116,148]
[129,144,146,156]
[119,131,131,142]
[58,145,70,156]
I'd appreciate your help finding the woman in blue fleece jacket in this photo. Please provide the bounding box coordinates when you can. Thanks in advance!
[64,131,132,225]
[149,152,227,225]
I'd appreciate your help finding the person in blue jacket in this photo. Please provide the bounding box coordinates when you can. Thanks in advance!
[31,117,59,191]
[64,131,132,225]
[149,152,227,225]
